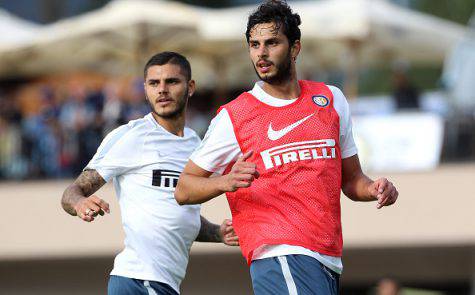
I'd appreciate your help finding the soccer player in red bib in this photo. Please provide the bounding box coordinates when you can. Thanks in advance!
[175,1,398,294]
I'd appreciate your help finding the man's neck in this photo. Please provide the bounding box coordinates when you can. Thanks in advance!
[151,112,185,137]
[261,76,300,100]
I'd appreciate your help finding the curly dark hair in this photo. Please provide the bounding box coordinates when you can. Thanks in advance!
[144,51,191,81]
[245,0,301,45]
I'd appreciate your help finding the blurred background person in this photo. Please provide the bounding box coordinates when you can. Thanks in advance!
[376,278,401,295]
[392,61,420,111]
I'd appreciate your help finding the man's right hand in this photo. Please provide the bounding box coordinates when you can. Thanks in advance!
[221,151,259,192]
[73,195,110,222]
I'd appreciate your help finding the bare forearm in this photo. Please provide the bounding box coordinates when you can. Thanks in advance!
[61,169,106,215]
[61,185,87,215]
[342,172,376,201]
[175,173,225,205]
[196,216,222,243]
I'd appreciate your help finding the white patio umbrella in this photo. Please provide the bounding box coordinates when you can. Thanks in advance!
[0,9,41,49]
[0,0,201,78]
[196,0,468,95]
[0,0,468,96]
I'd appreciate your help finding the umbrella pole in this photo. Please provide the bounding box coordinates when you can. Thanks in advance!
[343,39,361,99]
[212,55,229,108]
[136,22,149,76]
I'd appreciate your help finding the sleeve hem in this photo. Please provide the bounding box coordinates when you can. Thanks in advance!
[341,148,358,159]
[188,157,224,175]
[84,166,112,182]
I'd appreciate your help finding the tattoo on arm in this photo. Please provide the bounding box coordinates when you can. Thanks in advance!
[61,169,106,216]
[195,216,222,243]
[75,169,106,196]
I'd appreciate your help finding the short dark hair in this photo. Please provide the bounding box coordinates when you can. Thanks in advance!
[144,51,192,81]
[245,0,301,45]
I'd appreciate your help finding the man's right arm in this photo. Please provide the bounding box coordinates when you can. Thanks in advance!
[175,151,259,205]
[61,169,110,222]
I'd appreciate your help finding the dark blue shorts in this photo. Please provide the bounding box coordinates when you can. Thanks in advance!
[250,255,340,295]
[107,275,178,295]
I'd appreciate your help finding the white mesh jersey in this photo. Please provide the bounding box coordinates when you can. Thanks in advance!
[190,82,358,274]
[86,113,201,294]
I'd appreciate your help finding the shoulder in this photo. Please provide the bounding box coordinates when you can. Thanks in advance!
[213,107,233,126]
[184,126,198,137]
[327,85,345,98]
[196,108,235,146]
[326,85,352,131]
[300,80,339,101]
[327,85,349,109]
[184,126,202,143]
[125,115,153,132]
[220,92,253,111]
[101,116,151,152]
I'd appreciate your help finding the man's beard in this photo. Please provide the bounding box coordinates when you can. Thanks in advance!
[254,50,292,85]
[146,88,188,119]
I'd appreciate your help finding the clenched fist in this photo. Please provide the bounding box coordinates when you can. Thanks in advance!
[221,151,260,192]
[368,178,398,209]
[219,219,239,246]
[74,195,110,222]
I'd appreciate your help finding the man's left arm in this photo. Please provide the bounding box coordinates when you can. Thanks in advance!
[341,155,398,209]
[196,216,239,246]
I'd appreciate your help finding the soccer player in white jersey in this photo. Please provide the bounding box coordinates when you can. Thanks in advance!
[61,51,238,295]
[175,1,398,294]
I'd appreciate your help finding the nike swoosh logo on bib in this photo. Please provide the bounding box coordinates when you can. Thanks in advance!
[267,113,314,141]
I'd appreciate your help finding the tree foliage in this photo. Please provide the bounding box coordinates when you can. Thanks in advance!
[177,0,236,8]
[410,0,475,25]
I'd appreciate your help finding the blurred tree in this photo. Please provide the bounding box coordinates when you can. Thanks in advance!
[40,0,63,23]
[82,0,109,12]
[177,0,235,8]
[409,0,475,25]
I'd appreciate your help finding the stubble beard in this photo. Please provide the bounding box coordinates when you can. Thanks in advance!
[254,49,292,85]
[146,88,188,119]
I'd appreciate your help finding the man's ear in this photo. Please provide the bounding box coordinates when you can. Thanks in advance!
[188,79,196,97]
[291,40,301,61]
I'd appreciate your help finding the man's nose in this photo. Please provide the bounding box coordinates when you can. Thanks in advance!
[158,83,168,94]
[257,45,268,58]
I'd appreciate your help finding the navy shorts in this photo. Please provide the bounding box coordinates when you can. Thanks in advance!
[108,275,178,295]
[250,255,340,295]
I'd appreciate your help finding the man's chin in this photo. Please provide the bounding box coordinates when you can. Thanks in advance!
[259,73,275,82]
[153,108,181,119]
[261,75,282,84]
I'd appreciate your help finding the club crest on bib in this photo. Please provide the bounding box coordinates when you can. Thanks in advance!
[312,95,329,107]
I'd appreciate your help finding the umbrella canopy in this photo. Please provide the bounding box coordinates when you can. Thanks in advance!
[0,0,201,78]
[0,8,41,48]
[195,0,468,92]
[0,0,468,93]
[199,0,466,63]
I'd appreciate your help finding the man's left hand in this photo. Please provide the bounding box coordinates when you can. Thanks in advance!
[219,219,239,246]
[369,178,399,209]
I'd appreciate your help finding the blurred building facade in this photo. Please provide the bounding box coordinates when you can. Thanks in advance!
[1,165,474,294]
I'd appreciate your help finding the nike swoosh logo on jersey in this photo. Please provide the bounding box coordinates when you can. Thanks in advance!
[267,113,315,141]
